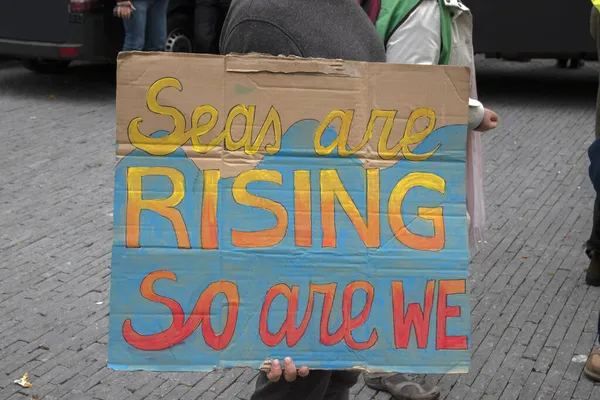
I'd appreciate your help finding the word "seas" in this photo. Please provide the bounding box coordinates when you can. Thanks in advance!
[126,168,447,252]
[123,272,467,352]
[127,77,440,161]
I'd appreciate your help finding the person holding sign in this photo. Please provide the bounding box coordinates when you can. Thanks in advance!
[219,0,471,399]
[219,0,386,62]
[219,1,402,400]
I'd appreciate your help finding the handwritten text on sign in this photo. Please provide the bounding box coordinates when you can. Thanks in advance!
[108,63,471,373]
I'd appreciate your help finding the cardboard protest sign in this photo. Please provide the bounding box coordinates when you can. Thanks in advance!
[108,52,472,374]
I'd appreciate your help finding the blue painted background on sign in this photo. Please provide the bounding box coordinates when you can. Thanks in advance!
[108,120,471,373]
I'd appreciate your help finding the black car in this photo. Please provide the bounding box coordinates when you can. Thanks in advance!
[0,0,195,73]
[464,0,596,67]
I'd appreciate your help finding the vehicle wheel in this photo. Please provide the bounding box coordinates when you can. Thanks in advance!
[165,13,193,53]
[22,59,71,74]
[568,58,584,69]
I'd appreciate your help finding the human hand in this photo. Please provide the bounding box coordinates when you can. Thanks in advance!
[116,1,136,19]
[476,108,500,132]
[261,357,310,382]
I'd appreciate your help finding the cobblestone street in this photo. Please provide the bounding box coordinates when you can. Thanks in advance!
[1,58,599,400]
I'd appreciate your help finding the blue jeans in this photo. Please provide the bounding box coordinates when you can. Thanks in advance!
[122,0,168,51]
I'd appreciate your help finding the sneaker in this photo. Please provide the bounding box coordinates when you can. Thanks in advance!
[364,372,440,400]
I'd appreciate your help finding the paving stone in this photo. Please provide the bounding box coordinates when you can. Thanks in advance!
[499,383,522,400]
[164,384,193,399]
[236,375,258,400]
[446,383,471,400]
[589,384,600,399]
[518,371,545,400]
[534,347,557,374]
[571,373,595,399]
[484,367,513,396]
[552,379,577,400]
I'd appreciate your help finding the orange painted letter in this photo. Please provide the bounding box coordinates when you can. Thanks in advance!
[342,281,378,350]
[388,172,445,251]
[436,280,468,350]
[126,167,190,249]
[320,169,380,248]
[320,281,378,349]
[392,281,435,349]
[232,170,288,248]
[201,170,220,249]
[122,272,239,351]
[294,170,312,247]
[259,284,315,347]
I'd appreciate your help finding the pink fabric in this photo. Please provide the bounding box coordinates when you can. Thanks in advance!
[358,0,381,23]
[466,58,486,252]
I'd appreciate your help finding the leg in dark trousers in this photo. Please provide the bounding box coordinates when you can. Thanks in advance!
[194,0,228,54]
[324,371,362,399]
[583,7,600,383]
[587,6,600,287]
[250,370,360,400]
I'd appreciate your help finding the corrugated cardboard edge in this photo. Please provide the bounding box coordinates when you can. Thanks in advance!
[117,51,362,77]
[224,53,362,77]
[116,51,470,91]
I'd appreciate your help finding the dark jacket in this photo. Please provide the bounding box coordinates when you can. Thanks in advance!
[195,0,231,54]
[219,0,386,62]
[589,137,600,194]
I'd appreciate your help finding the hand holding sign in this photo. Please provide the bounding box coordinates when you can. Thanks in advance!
[477,108,500,132]
[261,358,310,382]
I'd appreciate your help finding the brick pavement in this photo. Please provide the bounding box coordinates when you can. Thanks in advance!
[0,58,599,399]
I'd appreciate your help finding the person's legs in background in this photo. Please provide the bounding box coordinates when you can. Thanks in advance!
[194,0,221,54]
[213,1,230,54]
[587,5,600,287]
[145,0,168,51]
[122,1,148,51]
[583,7,600,384]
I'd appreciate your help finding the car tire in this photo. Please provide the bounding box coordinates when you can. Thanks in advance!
[568,58,584,69]
[165,13,194,53]
[22,59,71,74]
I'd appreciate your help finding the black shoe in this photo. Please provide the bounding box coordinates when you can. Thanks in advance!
[586,253,600,286]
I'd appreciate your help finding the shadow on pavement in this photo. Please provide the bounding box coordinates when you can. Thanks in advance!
[0,58,17,70]
[0,61,116,102]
